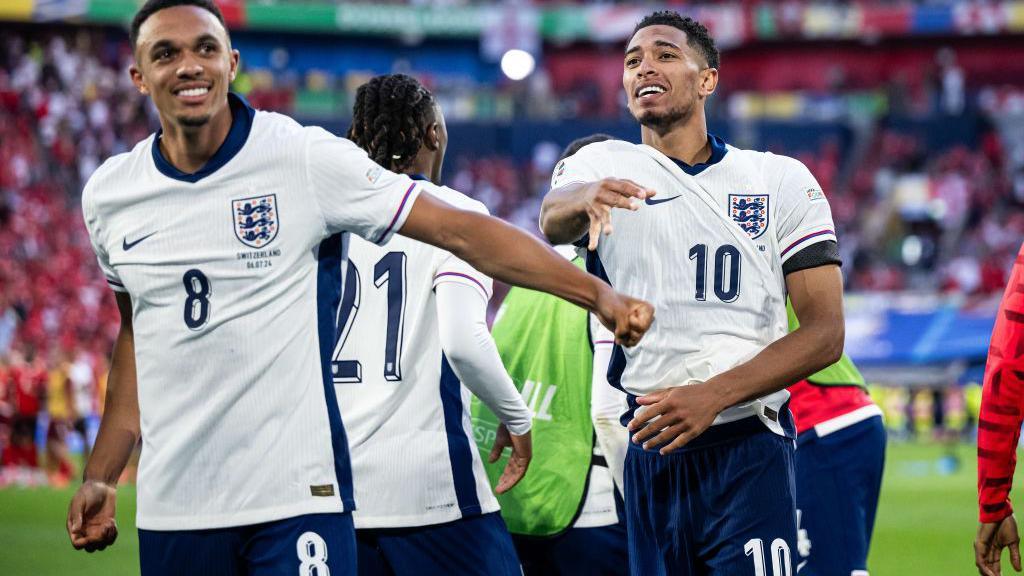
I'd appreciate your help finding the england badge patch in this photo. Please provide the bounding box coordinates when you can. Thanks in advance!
[232,194,279,248]
[729,194,769,240]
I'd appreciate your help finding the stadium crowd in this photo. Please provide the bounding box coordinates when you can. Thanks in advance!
[1,23,1021,483]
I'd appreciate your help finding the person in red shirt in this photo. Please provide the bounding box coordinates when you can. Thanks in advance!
[4,349,45,470]
[975,243,1024,576]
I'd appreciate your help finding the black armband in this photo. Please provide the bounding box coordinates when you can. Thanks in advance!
[783,240,841,276]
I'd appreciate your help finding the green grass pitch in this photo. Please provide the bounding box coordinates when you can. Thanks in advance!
[0,441,1017,574]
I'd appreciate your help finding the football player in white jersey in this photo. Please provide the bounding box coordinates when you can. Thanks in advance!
[540,11,845,576]
[64,1,653,574]
[339,74,529,575]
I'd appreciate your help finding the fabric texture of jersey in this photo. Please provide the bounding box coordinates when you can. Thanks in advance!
[81,94,421,530]
[138,512,357,576]
[795,416,885,576]
[553,137,837,436]
[624,426,798,576]
[336,184,500,529]
[977,241,1024,523]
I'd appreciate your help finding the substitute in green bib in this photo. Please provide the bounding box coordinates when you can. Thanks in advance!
[472,135,629,576]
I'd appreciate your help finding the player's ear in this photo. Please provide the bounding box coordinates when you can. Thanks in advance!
[130,63,149,96]
[424,122,440,151]
[698,67,718,98]
[228,48,240,83]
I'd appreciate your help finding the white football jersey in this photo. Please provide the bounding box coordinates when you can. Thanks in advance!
[552,136,837,436]
[81,94,422,530]
[335,183,500,529]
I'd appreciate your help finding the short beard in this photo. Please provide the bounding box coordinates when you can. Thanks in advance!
[177,113,212,128]
[635,102,692,135]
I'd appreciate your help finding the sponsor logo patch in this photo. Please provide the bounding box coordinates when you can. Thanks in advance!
[805,187,825,202]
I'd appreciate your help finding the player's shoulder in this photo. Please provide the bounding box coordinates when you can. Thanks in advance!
[82,134,157,205]
[422,183,489,215]
[729,146,809,177]
[571,139,640,163]
[251,108,315,142]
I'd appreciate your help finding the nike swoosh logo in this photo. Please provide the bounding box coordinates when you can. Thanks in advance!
[123,232,156,251]
[797,560,808,572]
[645,196,681,206]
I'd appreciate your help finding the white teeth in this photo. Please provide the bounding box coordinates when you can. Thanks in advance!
[178,87,209,97]
[638,86,666,97]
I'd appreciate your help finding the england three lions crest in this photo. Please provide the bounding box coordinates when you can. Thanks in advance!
[232,194,279,248]
[729,194,769,240]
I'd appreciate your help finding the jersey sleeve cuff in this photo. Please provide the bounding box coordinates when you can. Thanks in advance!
[980,500,1014,523]
[433,272,491,301]
[505,416,533,436]
[373,182,420,245]
[779,229,837,264]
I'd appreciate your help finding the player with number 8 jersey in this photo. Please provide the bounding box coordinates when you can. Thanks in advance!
[67,1,654,573]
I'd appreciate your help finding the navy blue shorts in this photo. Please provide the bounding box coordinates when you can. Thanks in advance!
[355,512,520,576]
[513,496,628,576]
[795,415,886,576]
[624,419,798,576]
[138,512,356,576]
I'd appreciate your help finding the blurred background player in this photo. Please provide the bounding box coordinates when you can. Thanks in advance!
[64,0,651,573]
[338,73,531,576]
[44,348,74,487]
[474,134,629,576]
[975,240,1024,576]
[541,11,845,575]
[787,299,886,576]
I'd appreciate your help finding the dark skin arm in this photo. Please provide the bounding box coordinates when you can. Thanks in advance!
[399,191,654,346]
[539,179,654,249]
[67,292,139,552]
[628,264,845,454]
[976,516,1022,576]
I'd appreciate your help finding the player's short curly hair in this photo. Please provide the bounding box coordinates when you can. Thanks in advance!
[130,0,228,51]
[347,74,436,174]
[633,11,720,70]
[559,133,616,163]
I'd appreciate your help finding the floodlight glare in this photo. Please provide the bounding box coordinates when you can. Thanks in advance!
[501,49,535,81]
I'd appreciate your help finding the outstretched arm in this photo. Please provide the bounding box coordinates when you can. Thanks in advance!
[68,292,139,551]
[435,281,532,494]
[399,192,653,347]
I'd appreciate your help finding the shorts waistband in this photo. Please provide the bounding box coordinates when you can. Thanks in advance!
[626,413,780,454]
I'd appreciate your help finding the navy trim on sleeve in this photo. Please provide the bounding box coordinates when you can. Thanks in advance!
[782,240,841,276]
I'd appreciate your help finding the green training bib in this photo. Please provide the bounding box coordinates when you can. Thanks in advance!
[471,263,595,536]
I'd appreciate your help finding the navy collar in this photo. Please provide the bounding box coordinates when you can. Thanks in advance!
[669,134,727,176]
[151,92,255,183]
[408,173,431,182]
